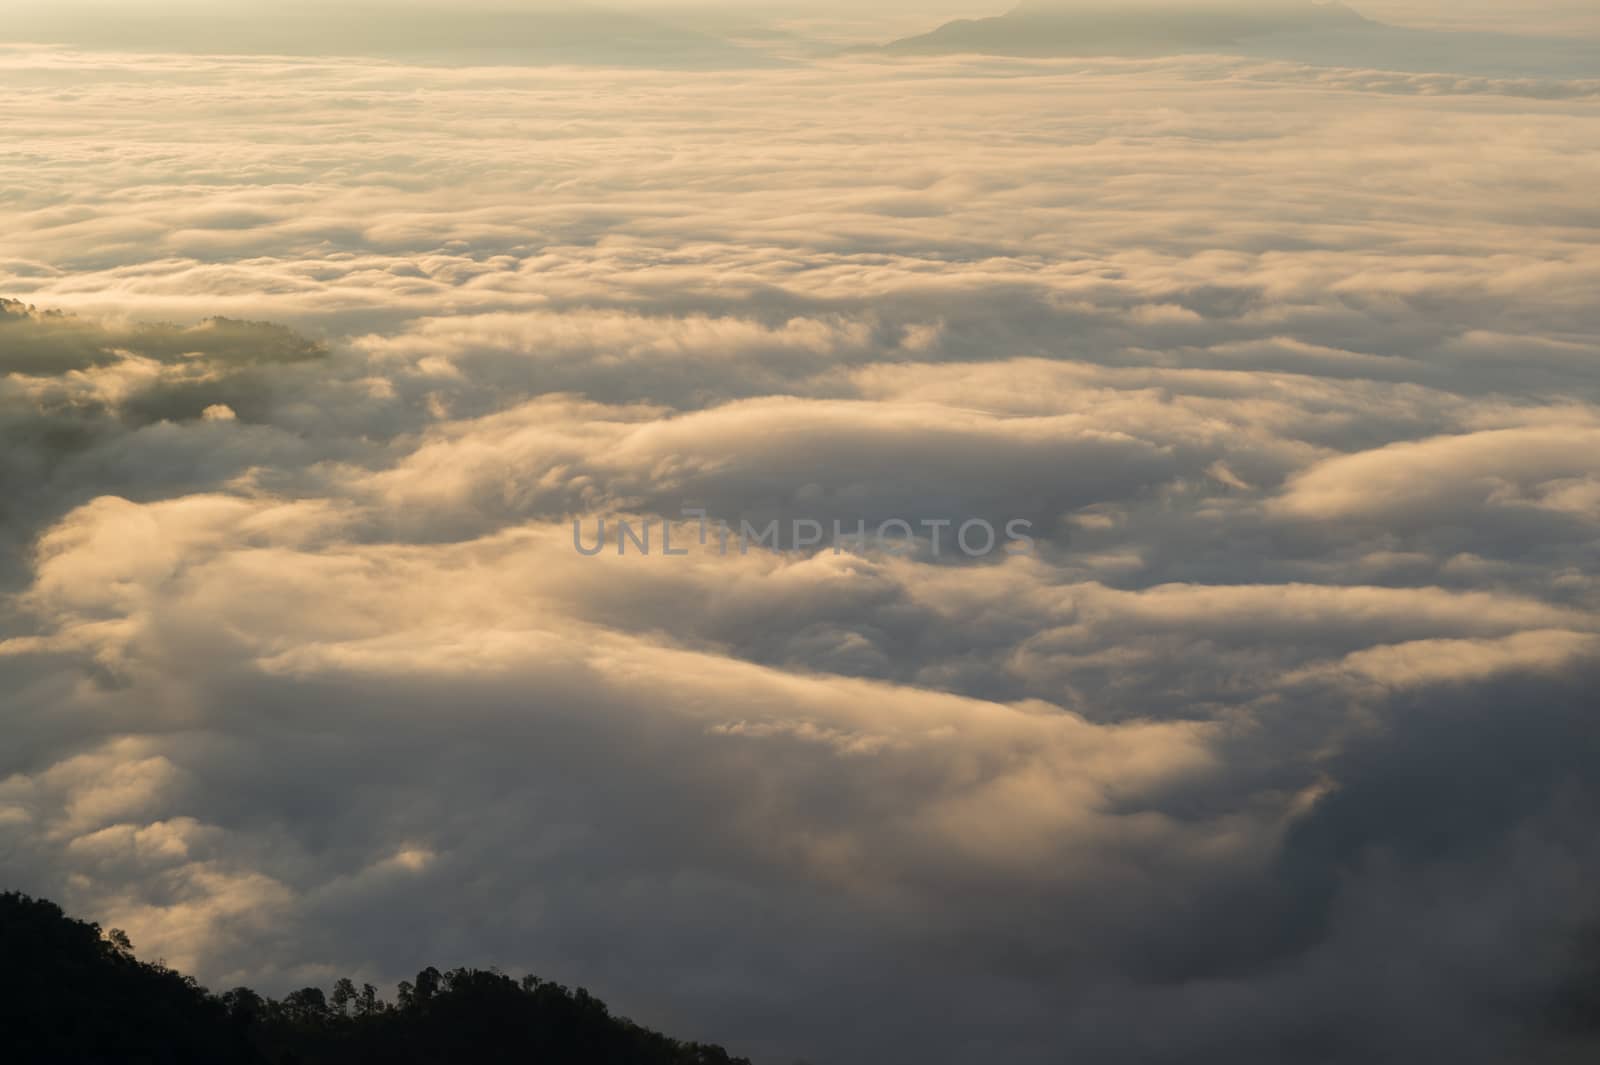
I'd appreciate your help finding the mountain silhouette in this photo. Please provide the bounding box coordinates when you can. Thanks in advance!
[883,1,1369,57]
[878,0,1600,78]
[0,890,751,1065]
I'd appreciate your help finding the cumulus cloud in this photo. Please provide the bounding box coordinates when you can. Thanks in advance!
[2,28,1599,1065]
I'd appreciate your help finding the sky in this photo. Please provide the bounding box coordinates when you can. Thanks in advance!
[5,1,1600,46]
[2,3,1599,1064]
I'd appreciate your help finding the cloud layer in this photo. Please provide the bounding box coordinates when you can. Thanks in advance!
[2,38,1599,1065]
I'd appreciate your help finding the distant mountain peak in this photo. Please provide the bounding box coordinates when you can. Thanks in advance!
[883,0,1373,57]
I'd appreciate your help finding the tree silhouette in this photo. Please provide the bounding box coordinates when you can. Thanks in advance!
[0,892,253,1064]
[2,890,750,1065]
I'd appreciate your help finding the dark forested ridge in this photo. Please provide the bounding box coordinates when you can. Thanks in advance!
[0,891,752,1065]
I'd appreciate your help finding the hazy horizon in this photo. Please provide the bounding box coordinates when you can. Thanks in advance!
[3,0,1598,51]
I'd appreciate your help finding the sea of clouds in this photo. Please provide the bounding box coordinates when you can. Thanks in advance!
[2,36,1599,1064]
